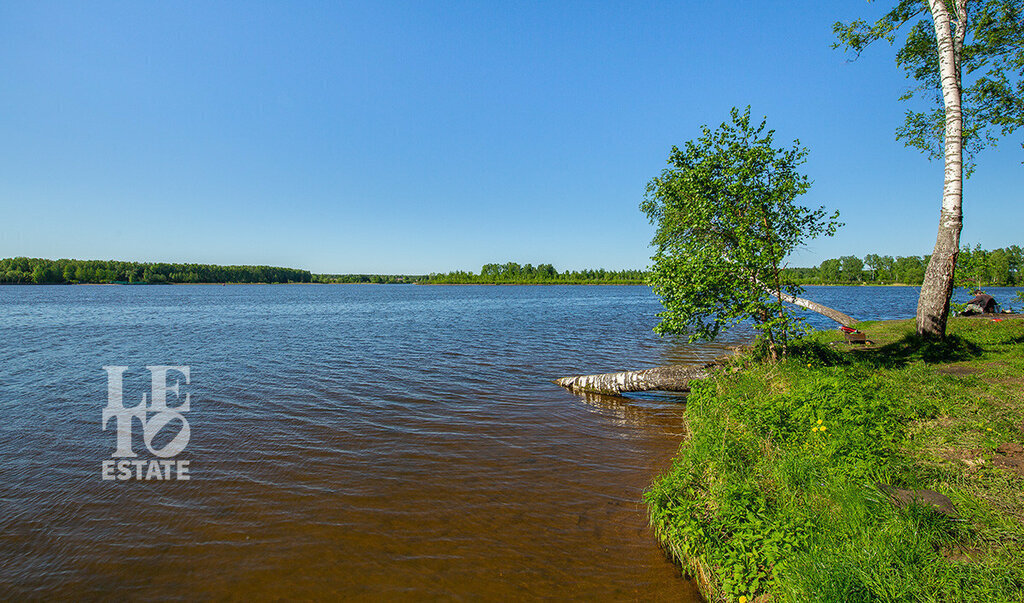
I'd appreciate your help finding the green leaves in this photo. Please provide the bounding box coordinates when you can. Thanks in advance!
[642,107,841,351]
[835,0,1024,170]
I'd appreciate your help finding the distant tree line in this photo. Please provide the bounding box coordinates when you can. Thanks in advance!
[312,274,428,284]
[783,245,1023,286]
[7,247,1018,287]
[0,257,312,284]
[425,262,645,284]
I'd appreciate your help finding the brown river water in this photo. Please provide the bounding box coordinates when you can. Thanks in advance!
[3,284,948,599]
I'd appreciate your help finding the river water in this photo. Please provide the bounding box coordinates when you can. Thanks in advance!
[1,284,1018,599]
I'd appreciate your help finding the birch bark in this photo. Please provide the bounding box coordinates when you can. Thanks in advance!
[555,363,712,395]
[916,0,966,338]
[769,288,856,327]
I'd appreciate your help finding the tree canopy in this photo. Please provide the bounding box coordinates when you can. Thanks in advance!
[835,0,1024,170]
[641,108,841,356]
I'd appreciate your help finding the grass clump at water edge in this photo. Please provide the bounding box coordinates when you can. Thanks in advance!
[645,318,1024,602]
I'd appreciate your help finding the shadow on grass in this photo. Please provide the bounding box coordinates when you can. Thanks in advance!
[861,334,983,368]
[790,334,983,369]
[1004,332,1024,346]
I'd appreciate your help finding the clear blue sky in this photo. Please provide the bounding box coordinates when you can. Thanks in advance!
[1,1,1020,274]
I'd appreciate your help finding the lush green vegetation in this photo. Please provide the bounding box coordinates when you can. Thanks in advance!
[782,245,1024,286]
[6,248,1019,287]
[424,262,645,284]
[646,318,1024,602]
[0,257,312,284]
[640,107,841,358]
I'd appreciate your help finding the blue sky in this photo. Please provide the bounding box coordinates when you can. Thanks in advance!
[1,1,1020,274]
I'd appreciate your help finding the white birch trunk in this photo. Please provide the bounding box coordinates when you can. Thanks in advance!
[917,0,966,338]
[555,363,712,395]
[767,287,856,327]
[749,271,857,326]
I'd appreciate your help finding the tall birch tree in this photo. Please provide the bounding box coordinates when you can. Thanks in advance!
[835,0,1024,338]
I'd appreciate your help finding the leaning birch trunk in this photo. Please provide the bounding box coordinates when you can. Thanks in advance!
[555,363,712,396]
[749,272,856,326]
[770,288,856,327]
[917,0,965,339]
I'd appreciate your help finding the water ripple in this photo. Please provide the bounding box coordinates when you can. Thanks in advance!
[6,283,1006,599]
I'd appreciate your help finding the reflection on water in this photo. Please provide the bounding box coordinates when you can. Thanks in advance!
[577,390,690,432]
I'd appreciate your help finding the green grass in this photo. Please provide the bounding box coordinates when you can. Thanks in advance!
[646,318,1024,602]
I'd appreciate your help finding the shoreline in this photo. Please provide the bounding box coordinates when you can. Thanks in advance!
[647,317,1024,601]
[0,280,648,286]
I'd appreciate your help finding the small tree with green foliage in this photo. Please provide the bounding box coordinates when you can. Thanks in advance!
[641,108,842,360]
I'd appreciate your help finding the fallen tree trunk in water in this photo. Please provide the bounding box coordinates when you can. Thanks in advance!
[555,363,713,396]
[556,284,854,397]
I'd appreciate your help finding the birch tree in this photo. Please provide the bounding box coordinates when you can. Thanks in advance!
[641,108,845,361]
[835,0,1024,338]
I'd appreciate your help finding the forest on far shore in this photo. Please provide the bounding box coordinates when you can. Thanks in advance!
[783,245,1023,287]
[0,257,312,284]
[2,244,1020,287]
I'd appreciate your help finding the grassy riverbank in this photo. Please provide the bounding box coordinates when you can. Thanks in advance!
[646,318,1024,602]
